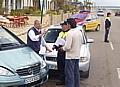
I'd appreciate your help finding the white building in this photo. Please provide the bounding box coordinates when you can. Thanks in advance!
[2,0,52,13]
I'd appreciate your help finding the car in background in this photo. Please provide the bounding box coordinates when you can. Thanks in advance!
[115,12,120,16]
[97,10,105,16]
[71,11,101,31]
[0,26,48,86]
[39,24,94,78]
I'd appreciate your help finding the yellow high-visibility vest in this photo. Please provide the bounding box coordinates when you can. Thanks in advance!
[58,31,68,39]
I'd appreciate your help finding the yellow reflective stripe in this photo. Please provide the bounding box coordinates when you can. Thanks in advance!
[58,32,68,39]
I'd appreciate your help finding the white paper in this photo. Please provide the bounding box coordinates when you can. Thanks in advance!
[54,38,65,46]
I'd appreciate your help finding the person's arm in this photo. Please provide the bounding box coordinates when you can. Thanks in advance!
[41,36,52,52]
[28,29,43,41]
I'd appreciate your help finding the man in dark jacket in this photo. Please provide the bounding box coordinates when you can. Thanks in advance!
[52,21,70,85]
[104,12,111,43]
[27,20,52,54]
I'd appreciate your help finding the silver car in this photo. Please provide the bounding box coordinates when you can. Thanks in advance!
[0,26,48,86]
[40,25,93,78]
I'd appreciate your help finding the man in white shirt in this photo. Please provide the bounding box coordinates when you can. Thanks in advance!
[27,20,52,54]
[60,18,82,87]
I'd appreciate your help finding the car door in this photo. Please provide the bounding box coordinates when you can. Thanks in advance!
[91,14,99,30]
[85,14,94,30]
[80,29,90,60]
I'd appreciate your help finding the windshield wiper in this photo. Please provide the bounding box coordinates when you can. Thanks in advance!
[0,43,20,49]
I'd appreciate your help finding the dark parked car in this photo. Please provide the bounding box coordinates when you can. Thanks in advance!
[0,26,48,86]
[115,12,120,16]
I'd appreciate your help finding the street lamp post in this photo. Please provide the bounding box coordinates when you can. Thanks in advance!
[40,0,45,24]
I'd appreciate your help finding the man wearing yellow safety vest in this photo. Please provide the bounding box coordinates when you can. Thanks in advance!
[52,21,70,85]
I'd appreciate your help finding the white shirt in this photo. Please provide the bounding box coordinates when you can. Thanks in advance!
[28,28,46,46]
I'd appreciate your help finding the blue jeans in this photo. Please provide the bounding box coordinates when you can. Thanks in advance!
[65,59,80,87]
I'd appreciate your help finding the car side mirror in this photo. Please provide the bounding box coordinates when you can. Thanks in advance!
[87,38,94,43]
[86,19,91,21]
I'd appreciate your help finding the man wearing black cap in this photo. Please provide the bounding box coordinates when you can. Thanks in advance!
[60,18,82,87]
[52,21,70,85]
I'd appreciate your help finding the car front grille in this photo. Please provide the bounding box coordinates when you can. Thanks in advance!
[46,57,57,62]
[16,63,41,76]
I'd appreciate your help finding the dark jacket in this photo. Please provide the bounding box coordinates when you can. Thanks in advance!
[105,17,111,29]
[27,27,41,52]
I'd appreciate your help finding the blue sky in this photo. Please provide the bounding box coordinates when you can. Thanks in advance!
[79,0,120,6]
[94,0,120,6]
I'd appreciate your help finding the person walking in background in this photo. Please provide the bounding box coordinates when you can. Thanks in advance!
[52,21,70,85]
[60,18,82,87]
[104,12,111,43]
[27,20,52,54]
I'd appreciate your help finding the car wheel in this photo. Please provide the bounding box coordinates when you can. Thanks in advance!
[95,25,100,31]
[83,25,86,31]
[80,69,89,78]
[80,63,90,78]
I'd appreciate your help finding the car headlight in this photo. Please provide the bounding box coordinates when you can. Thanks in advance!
[80,57,88,62]
[0,67,14,76]
[41,60,46,69]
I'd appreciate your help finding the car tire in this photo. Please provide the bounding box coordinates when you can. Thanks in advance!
[80,63,90,78]
[80,69,89,78]
[95,25,100,31]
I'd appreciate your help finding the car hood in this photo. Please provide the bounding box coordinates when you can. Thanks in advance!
[0,47,41,70]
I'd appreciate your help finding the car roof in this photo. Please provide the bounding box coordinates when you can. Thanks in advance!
[47,24,83,31]
[47,24,62,30]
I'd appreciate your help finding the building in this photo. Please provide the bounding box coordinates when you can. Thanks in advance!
[2,0,52,13]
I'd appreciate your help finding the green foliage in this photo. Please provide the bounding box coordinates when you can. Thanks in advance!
[46,10,60,15]
[0,0,3,8]
[10,7,41,16]
[61,5,75,13]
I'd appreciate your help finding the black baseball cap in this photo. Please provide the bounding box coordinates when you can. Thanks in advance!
[60,21,68,25]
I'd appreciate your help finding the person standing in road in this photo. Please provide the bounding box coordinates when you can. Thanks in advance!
[60,18,82,87]
[27,20,52,54]
[104,12,111,43]
[52,21,70,85]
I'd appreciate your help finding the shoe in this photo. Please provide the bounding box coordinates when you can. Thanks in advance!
[56,81,65,85]
[104,40,109,43]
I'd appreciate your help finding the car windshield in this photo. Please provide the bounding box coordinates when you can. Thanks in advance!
[97,11,104,13]
[44,29,61,43]
[0,27,22,49]
[71,13,88,20]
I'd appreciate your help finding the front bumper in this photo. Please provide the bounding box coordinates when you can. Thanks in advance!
[0,67,49,86]
[46,58,90,72]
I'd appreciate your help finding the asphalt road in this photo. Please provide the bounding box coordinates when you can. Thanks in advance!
[40,16,120,87]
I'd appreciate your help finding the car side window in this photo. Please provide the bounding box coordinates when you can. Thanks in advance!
[92,14,97,20]
[86,14,92,21]
[80,30,87,44]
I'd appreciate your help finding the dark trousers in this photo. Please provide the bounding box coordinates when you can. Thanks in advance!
[57,50,65,82]
[65,59,80,87]
[104,28,110,41]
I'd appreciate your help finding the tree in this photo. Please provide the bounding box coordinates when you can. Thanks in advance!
[0,0,4,14]
[51,0,65,10]
[0,0,3,8]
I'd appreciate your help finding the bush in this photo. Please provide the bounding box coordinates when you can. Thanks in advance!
[46,10,60,15]
[10,8,41,16]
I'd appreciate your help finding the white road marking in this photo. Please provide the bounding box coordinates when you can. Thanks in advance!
[109,41,114,50]
[117,68,120,79]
